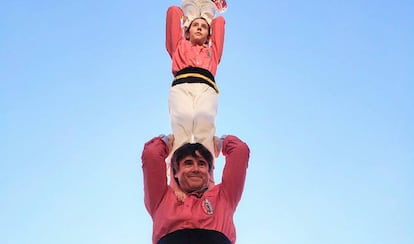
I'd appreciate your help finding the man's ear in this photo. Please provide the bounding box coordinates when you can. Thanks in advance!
[173,173,180,185]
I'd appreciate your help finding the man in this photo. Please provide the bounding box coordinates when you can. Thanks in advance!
[141,134,250,244]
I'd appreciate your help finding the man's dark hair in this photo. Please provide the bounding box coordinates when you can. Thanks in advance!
[171,142,213,177]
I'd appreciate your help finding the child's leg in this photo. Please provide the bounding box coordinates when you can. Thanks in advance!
[168,83,196,191]
[199,0,216,25]
[182,0,200,28]
[191,84,218,183]
[168,84,194,157]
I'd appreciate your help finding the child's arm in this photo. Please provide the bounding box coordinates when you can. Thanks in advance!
[210,16,225,63]
[166,6,184,58]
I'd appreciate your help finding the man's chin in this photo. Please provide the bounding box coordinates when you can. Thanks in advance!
[188,182,203,188]
[188,182,206,189]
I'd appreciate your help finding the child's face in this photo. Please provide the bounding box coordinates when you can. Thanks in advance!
[187,18,210,45]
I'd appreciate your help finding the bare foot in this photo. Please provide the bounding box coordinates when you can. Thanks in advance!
[213,136,220,158]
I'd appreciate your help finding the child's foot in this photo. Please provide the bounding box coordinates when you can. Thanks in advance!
[214,136,221,158]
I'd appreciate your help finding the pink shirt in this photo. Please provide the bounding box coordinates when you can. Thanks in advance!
[165,6,225,76]
[142,136,249,244]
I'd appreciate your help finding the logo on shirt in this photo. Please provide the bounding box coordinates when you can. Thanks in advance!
[203,198,214,215]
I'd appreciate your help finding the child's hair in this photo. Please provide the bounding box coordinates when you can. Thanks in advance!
[185,17,211,42]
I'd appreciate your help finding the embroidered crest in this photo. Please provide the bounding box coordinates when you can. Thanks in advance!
[203,198,214,215]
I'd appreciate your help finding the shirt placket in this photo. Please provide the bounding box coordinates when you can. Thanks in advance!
[182,196,196,228]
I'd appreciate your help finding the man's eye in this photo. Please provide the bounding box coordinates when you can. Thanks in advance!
[184,160,193,165]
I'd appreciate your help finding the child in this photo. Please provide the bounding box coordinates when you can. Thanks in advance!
[165,5,225,189]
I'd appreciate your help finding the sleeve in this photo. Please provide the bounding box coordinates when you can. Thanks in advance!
[210,16,225,63]
[220,135,250,209]
[141,137,169,215]
[166,6,184,58]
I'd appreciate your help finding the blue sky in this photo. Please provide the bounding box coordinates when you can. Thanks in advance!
[1,1,413,243]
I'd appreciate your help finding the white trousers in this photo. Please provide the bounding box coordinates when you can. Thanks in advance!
[182,0,216,26]
[169,83,218,157]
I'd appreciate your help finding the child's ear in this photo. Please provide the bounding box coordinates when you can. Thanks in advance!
[184,31,190,40]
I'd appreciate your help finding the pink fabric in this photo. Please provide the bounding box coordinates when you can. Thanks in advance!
[142,136,250,244]
[165,6,225,76]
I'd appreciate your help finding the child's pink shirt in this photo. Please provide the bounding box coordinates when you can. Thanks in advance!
[166,6,225,76]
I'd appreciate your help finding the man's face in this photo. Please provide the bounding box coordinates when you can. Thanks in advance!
[175,151,210,193]
[187,18,210,45]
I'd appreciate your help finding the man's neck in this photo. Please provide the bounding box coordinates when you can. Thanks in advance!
[188,186,208,198]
